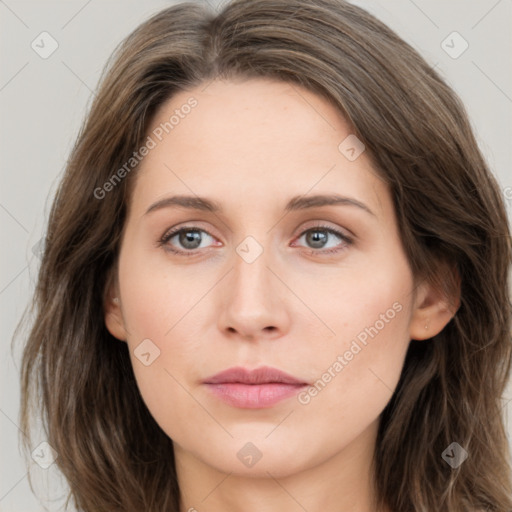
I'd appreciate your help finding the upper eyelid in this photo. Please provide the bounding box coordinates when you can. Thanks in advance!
[161,223,218,241]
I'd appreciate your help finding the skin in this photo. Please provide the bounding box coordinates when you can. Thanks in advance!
[105,77,456,512]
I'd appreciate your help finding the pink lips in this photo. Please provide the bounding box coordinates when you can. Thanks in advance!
[203,366,308,409]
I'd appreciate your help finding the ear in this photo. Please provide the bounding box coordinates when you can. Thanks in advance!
[103,271,128,342]
[409,266,460,341]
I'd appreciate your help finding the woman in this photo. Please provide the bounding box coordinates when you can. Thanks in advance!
[19,0,512,510]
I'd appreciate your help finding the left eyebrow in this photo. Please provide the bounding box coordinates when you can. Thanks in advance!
[144,193,375,217]
[284,194,375,217]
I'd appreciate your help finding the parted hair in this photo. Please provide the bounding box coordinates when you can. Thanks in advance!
[17,0,512,510]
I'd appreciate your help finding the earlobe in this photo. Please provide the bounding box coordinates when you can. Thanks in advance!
[103,280,128,342]
[409,275,460,341]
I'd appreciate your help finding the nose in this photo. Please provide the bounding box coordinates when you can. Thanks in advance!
[217,244,291,341]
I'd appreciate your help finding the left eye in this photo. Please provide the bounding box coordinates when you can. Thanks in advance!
[292,226,352,253]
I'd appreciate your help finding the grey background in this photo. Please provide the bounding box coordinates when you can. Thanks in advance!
[1,0,511,510]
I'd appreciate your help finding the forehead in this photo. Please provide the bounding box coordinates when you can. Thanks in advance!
[130,77,388,219]
[151,77,350,161]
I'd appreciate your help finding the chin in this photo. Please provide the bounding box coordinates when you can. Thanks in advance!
[181,433,325,479]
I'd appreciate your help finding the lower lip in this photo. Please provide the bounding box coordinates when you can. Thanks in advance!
[204,383,307,409]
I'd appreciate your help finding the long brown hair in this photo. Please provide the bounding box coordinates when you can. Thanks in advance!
[17,0,512,510]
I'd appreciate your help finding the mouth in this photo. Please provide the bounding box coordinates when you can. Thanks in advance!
[203,366,309,409]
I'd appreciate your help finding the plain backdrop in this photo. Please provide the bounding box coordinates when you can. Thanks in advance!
[1,0,511,510]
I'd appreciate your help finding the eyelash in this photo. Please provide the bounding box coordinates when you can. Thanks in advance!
[158,224,353,257]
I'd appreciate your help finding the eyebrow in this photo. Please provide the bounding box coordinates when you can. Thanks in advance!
[144,193,375,217]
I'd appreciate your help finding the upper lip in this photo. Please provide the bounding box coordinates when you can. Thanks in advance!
[203,366,307,385]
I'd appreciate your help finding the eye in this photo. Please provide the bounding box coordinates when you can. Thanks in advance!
[158,223,353,257]
[292,225,353,254]
[158,226,219,256]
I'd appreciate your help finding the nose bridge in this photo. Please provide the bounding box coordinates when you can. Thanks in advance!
[217,234,289,338]
[230,237,274,307]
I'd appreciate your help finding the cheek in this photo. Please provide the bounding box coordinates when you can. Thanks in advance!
[296,263,414,429]
[118,241,208,340]
[117,247,215,433]
[296,253,412,360]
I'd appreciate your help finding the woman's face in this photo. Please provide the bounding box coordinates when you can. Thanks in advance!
[105,77,446,478]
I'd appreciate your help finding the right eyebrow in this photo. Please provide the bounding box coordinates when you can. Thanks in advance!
[144,195,221,216]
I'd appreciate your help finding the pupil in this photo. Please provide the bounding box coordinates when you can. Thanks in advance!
[307,230,327,248]
[180,230,202,249]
